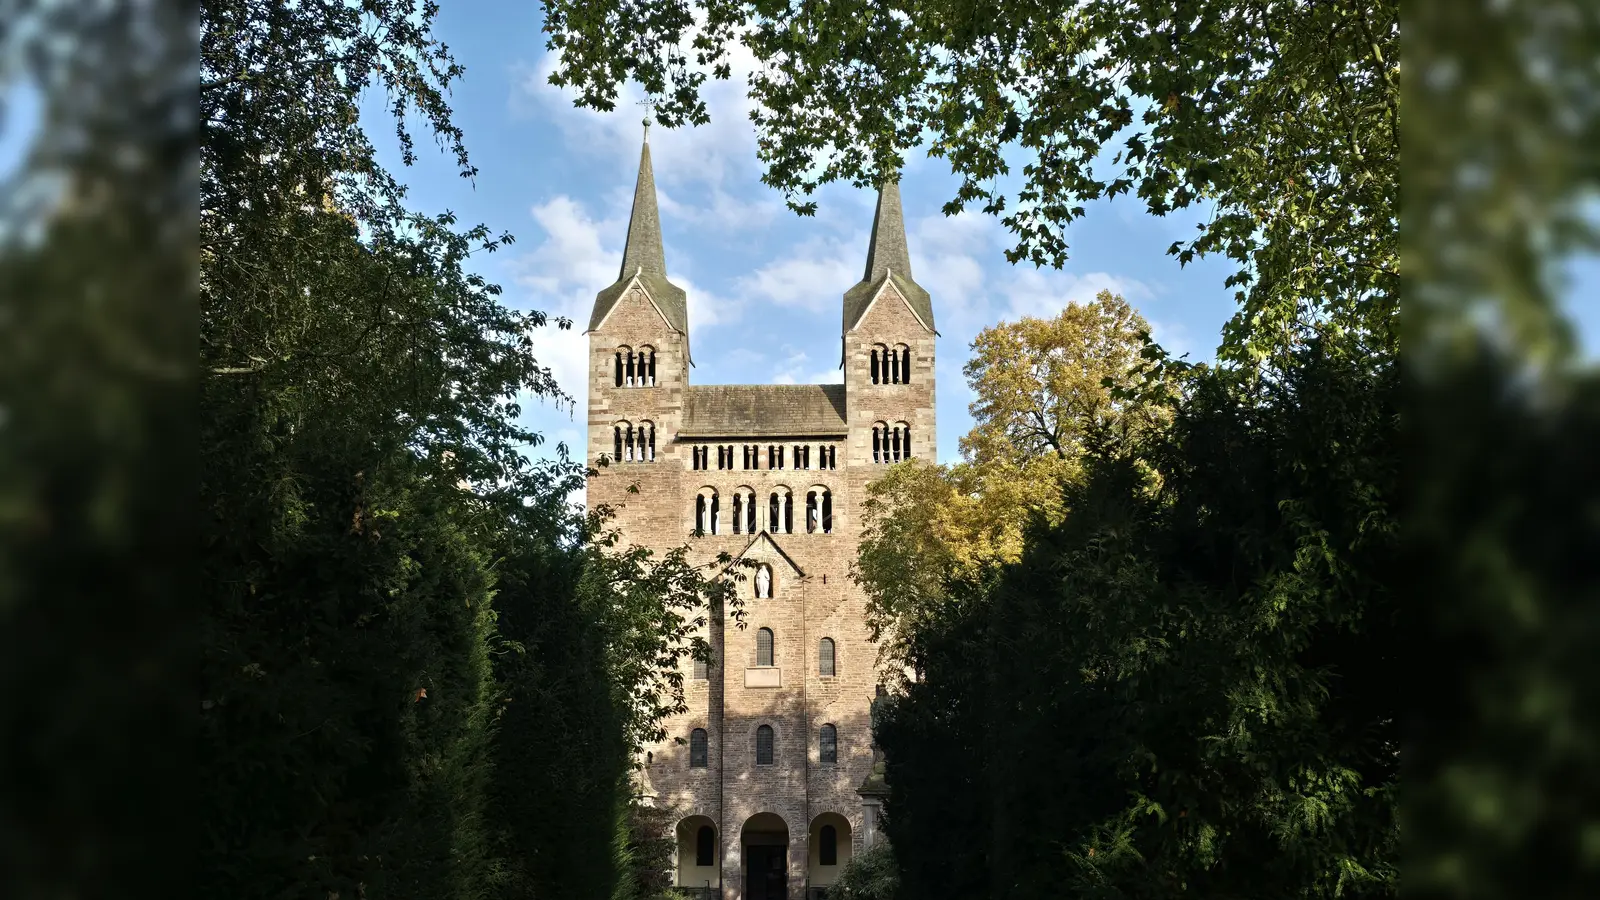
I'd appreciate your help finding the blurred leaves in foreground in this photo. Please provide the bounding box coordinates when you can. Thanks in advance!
[1406,1,1600,895]
[0,0,194,897]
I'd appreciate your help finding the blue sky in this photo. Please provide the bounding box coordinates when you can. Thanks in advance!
[361,4,1246,467]
[8,5,1594,466]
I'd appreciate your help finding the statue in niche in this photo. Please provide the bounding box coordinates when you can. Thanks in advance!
[755,565,771,599]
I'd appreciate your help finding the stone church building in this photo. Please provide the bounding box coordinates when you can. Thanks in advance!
[585,140,935,900]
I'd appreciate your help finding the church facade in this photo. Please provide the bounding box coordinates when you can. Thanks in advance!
[585,141,935,900]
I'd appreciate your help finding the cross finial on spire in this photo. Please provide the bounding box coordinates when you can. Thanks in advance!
[638,98,654,144]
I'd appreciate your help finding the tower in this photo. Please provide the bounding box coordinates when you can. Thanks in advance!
[586,149,934,900]
[587,138,690,530]
[841,179,937,472]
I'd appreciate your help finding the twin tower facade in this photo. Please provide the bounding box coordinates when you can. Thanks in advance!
[585,142,936,900]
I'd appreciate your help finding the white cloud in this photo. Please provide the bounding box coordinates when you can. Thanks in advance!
[512,194,743,411]
[683,277,740,329]
[769,347,815,384]
[512,36,775,233]
[997,269,1152,324]
[737,237,861,313]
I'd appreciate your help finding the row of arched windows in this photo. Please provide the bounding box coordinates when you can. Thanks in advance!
[613,345,657,387]
[871,343,912,385]
[688,820,836,868]
[687,443,839,471]
[612,421,656,462]
[750,629,837,674]
[872,421,911,463]
[687,722,842,768]
[694,487,833,535]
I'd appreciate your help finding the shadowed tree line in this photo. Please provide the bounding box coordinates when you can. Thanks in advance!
[196,1,729,899]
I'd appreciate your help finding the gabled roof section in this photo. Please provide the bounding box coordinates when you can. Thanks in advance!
[678,384,848,437]
[730,531,806,579]
[588,140,692,361]
[842,179,935,335]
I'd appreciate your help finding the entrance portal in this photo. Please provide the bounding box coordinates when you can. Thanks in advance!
[740,812,790,900]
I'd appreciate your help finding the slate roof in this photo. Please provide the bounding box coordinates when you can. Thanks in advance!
[678,384,848,437]
[841,180,935,335]
[588,141,692,362]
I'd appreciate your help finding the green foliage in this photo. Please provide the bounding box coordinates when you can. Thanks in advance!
[487,509,736,900]
[612,801,680,900]
[1404,5,1600,896]
[0,3,191,897]
[199,1,740,897]
[855,293,1164,671]
[826,843,902,900]
[876,338,1398,899]
[541,0,1397,364]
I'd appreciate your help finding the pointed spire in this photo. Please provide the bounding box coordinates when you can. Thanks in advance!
[589,135,689,360]
[618,139,667,281]
[861,179,913,284]
[842,177,934,339]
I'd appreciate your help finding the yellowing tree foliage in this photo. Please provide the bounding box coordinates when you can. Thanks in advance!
[855,291,1165,669]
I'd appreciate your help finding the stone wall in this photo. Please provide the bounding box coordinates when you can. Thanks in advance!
[588,279,935,900]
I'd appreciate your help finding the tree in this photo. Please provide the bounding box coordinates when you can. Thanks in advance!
[540,0,1397,364]
[826,844,902,900]
[963,290,1163,469]
[855,292,1163,670]
[877,338,1399,900]
[197,2,584,897]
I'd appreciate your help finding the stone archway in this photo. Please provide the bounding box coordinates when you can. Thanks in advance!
[807,812,853,890]
[740,812,790,900]
[675,815,719,892]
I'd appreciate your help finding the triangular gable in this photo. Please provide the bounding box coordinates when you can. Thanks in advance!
[727,531,806,580]
[850,269,934,335]
[587,271,678,334]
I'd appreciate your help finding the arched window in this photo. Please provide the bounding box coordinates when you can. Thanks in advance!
[614,346,631,387]
[820,824,838,865]
[819,638,836,677]
[696,824,715,865]
[872,422,886,463]
[805,488,832,534]
[639,345,657,386]
[871,344,886,384]
[756,627,774,667]
[613,423,625,462]
[731,488,756,535]
[895,344,911,384]
[895,422,910,461]
[695,488,720,535]
[768,488,792,534]
[690,728,708,768]
[820,724,838,765]
[756,724,774,765]
[639,421,655,461]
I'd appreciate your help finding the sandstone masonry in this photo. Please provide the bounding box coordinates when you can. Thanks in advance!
[586,141,935,900]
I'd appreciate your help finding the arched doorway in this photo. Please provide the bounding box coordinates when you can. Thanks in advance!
[807,812,852,890]
[675,815,719,892]
[741,812,789,900]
